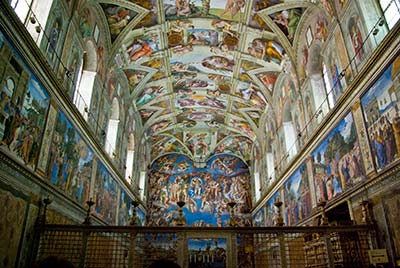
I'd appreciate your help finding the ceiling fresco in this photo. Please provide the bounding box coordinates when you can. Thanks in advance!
[94,0,332,163]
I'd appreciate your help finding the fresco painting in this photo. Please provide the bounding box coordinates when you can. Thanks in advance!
[120,31,161,66]
[256,71,279,93]
[101,4,138,41]
[253,207,264,226]
[342,1,369,69]
[124,69,149,91]
[236,82,267,110]
[265,191,280,226]
[176,93,227,110]
[283,163,311,225]
[171,46,235,78]
[323,25,349,102]
[80,8,93,38]
[269,8,304,43]
[147,154,251,227]
[164,0,246,21]
[132,0,158,29]
[188,238,227,268]
[214,136,252,160]
[49,111,93,205]
[94,161,119,224]
[361,55,400,171]
[118,189,133,226]
[311,112,364,203]
[247,38,285,64]
[136,85,167,107]
[249,0,281,30]
[0,34,50,170]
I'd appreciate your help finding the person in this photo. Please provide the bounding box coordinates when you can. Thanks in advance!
[148,259,181,268]
[35,256,75,268]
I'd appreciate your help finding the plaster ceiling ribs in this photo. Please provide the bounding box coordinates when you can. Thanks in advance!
[93,0,328,163]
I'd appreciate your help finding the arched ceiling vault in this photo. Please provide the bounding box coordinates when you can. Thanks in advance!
[89,0,331,163]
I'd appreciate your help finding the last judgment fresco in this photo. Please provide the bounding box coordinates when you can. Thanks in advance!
[147,153,252,226]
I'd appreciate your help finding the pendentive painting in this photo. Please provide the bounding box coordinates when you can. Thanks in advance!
[283,163,311,226]
[147,153,252,226]
[311,112,364,204]
[361,54,400,171]
[48,111,94,205]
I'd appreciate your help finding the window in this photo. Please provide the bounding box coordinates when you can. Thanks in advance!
[105,98,120,157]
[10,0,33,23]
[380,0,400,29]
[323,63,335,109]
[10,0,55,44]
[73,41,98,119]
[283,121,297,160]
[266,152,275,183]
[139,171,146,200]
[125,133,135,183]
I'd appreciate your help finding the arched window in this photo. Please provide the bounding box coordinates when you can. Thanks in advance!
[10,0,55,44]
[73,40,97,120]
[266,152,275,183]
[125,133,135,183]
[254,159,261,201]
[10,0,33,24]
[323,63,335,109]
[379,0,400,29]
[105,98,120,157]
[139,171,146,200]
[282,103,298,160]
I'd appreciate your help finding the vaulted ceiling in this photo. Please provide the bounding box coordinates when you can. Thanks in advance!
[92,0,332,164]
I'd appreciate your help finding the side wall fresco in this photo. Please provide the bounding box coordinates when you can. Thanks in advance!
[0,22,139,230]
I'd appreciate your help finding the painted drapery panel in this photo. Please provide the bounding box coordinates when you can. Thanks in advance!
[147,153,251,226]
[48,111,93,205]
[361,55,400,171]
[311,112,364,204]
[283,163,311,225]
[94,161,119,224]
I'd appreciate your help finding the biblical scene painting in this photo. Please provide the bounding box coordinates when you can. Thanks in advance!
[118,189,133,226]
[269,8,304,43]
[147,153,251,226]
[49,111,94,205]
[188,238,227,268]
[265,191,280,226]
[94,161,119,224]
[342,1,369,71]
[283,163,311,226]
[101,3,139,42]
[0,31,50,170]
[253,207,264,226]
[361,55,400,171]
[311,112,364,204]
[164,0,246,21]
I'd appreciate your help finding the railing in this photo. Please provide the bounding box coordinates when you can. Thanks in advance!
[33,224,375,268]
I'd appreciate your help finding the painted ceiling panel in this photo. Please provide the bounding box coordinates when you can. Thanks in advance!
[96,0,331,162]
